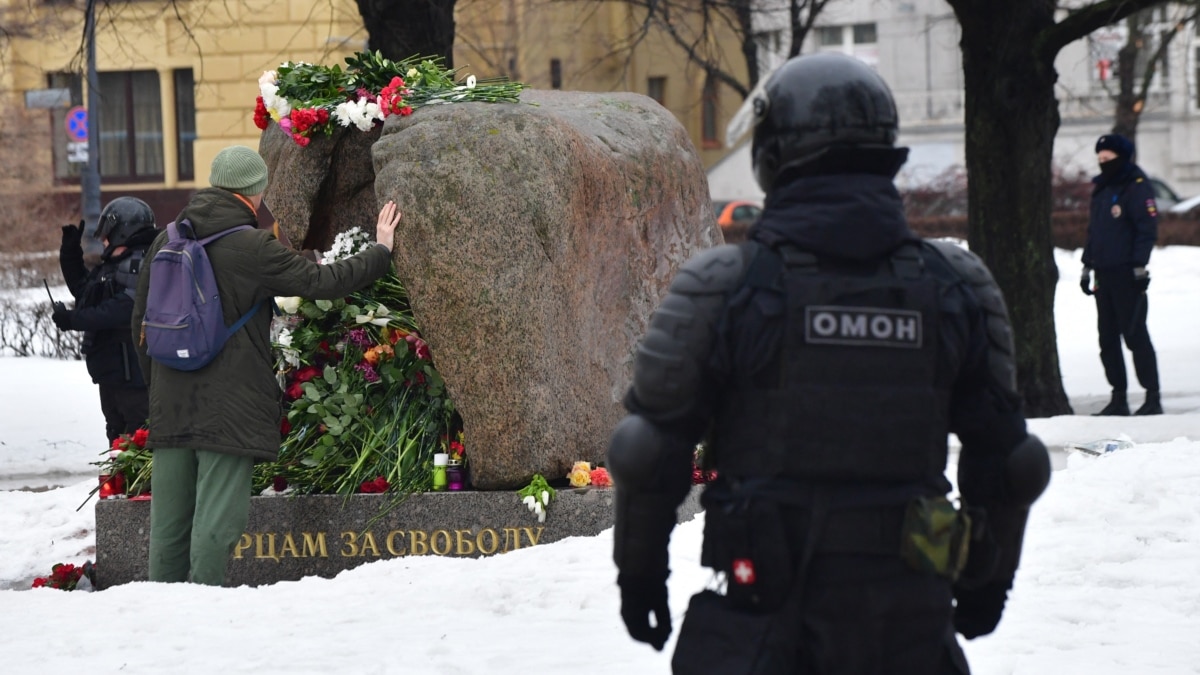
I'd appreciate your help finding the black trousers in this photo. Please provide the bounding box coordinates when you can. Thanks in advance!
[98,384,149,442]
[1094,268,1159,393]
[674,555,970,675]
[792,556,969,674]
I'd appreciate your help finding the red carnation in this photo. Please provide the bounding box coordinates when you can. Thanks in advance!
[253,96,270,130]
[359,476,389,493]
[294,365,321,383]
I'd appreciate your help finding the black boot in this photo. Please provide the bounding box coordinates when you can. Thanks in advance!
[1135,391,1163,416]
[1094,392,1130,416]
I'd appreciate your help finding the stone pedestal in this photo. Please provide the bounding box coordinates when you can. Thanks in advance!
[94,487,703,588]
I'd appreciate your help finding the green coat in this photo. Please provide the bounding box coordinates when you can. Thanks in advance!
[131,188,392,461]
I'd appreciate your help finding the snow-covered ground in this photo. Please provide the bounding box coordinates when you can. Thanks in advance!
[1,246,1198,674]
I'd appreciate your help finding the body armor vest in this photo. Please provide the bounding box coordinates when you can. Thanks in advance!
[711,242,950,485]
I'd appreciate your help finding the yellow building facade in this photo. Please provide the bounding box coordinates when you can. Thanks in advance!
[0,0,747,219]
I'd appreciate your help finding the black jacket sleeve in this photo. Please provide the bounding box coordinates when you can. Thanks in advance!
[1125,178,1158,267]
[59,241,89,299]
[70,289,136,332]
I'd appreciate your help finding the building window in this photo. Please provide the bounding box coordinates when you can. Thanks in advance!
[550,58,562,89]
[647,76,666,105]
[49,72,84,181]
[174,69,196,181]
[701,74,719,147]
[815,23,878,68]
[98,70,164,182]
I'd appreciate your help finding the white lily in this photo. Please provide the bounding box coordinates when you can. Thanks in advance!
[541,490,549,505]
[533,501,543,515]
[538,509,546,523]
[355,304,392,327]
[523,495,535,507]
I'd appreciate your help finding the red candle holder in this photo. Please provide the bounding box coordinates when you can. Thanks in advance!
[99,472,125,499]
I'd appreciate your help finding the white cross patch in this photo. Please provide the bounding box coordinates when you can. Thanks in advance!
[732,558,756,585]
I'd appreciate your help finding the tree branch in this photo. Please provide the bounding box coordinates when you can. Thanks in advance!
[1040,0,1170,61]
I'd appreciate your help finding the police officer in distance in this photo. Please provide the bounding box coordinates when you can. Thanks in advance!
[608,53,1051,674]
[54,197,158,442]
[1081,134,1161,416]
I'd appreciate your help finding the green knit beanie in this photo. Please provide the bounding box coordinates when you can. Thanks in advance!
[209,145,269,196]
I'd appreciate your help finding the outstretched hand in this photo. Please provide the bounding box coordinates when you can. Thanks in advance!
[375,201,401,252]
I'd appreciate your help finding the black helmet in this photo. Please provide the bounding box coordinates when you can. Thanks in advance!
[96,197,155,247]
[751,52,902,192]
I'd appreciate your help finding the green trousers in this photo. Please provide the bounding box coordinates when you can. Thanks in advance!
[148,448,253,586]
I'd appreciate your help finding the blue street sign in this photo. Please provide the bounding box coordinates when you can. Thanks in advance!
[66,106,88,143]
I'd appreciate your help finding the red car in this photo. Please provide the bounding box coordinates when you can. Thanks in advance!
[714,200,762,242]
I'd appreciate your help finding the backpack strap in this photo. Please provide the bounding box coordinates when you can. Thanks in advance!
[198,224,256,246]
[228,299,266,336]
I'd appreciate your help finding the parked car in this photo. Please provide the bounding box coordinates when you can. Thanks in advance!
[1166,190,1200,211]
[713,200,762,242]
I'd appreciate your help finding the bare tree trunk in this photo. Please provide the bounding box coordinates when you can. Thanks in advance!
[953,4,1071,417]
[355,0,456,66]
[1113,13,1145,141]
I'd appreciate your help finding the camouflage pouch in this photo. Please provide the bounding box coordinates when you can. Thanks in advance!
[899,496,971,581]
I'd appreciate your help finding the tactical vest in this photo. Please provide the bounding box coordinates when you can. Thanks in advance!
[710,241,950,485]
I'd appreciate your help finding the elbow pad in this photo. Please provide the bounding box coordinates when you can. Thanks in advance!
[1005,434,1050,507]
[632,244,745,420]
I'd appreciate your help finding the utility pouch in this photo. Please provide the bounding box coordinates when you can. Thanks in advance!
[899,496,971,581]
[701,499,794,611]
[671,590,796,675]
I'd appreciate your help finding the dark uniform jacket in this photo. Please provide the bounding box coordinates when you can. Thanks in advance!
[1084,163,1158,271]
[131,188,392,462]
[61,229,156,388]
[708,174,1028,480]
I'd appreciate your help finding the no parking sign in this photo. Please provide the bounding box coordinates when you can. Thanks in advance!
[65,106,88,142]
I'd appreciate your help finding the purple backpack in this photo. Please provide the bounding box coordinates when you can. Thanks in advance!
[142,219,263,371]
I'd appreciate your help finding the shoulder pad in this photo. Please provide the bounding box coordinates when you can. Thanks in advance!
[923,240,1018,393]
[669,244,747,296]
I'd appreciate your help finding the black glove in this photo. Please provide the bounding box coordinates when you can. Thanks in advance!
[1080,267,1093,296]
[618,572,672,651]
[953,578,1010,639]
[51,302,73,331]
[1133,267,1150,293]
[61,220,84,251]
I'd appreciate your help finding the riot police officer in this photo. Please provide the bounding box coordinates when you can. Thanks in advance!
[608,53,1051,674]
[54,197,158,442]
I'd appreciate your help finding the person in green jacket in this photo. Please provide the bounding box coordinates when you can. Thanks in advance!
[131,145,401,585]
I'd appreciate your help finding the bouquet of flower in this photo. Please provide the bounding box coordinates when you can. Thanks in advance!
[31,561,94,591]
[255,50,528,146]
[692,443,718,485]
[93,428,152,497]
[259,227,459,496]
[567,461,611,488]
[518,474,556,523]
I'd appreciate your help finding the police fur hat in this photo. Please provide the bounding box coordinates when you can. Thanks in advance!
[1095,133,1135,160]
